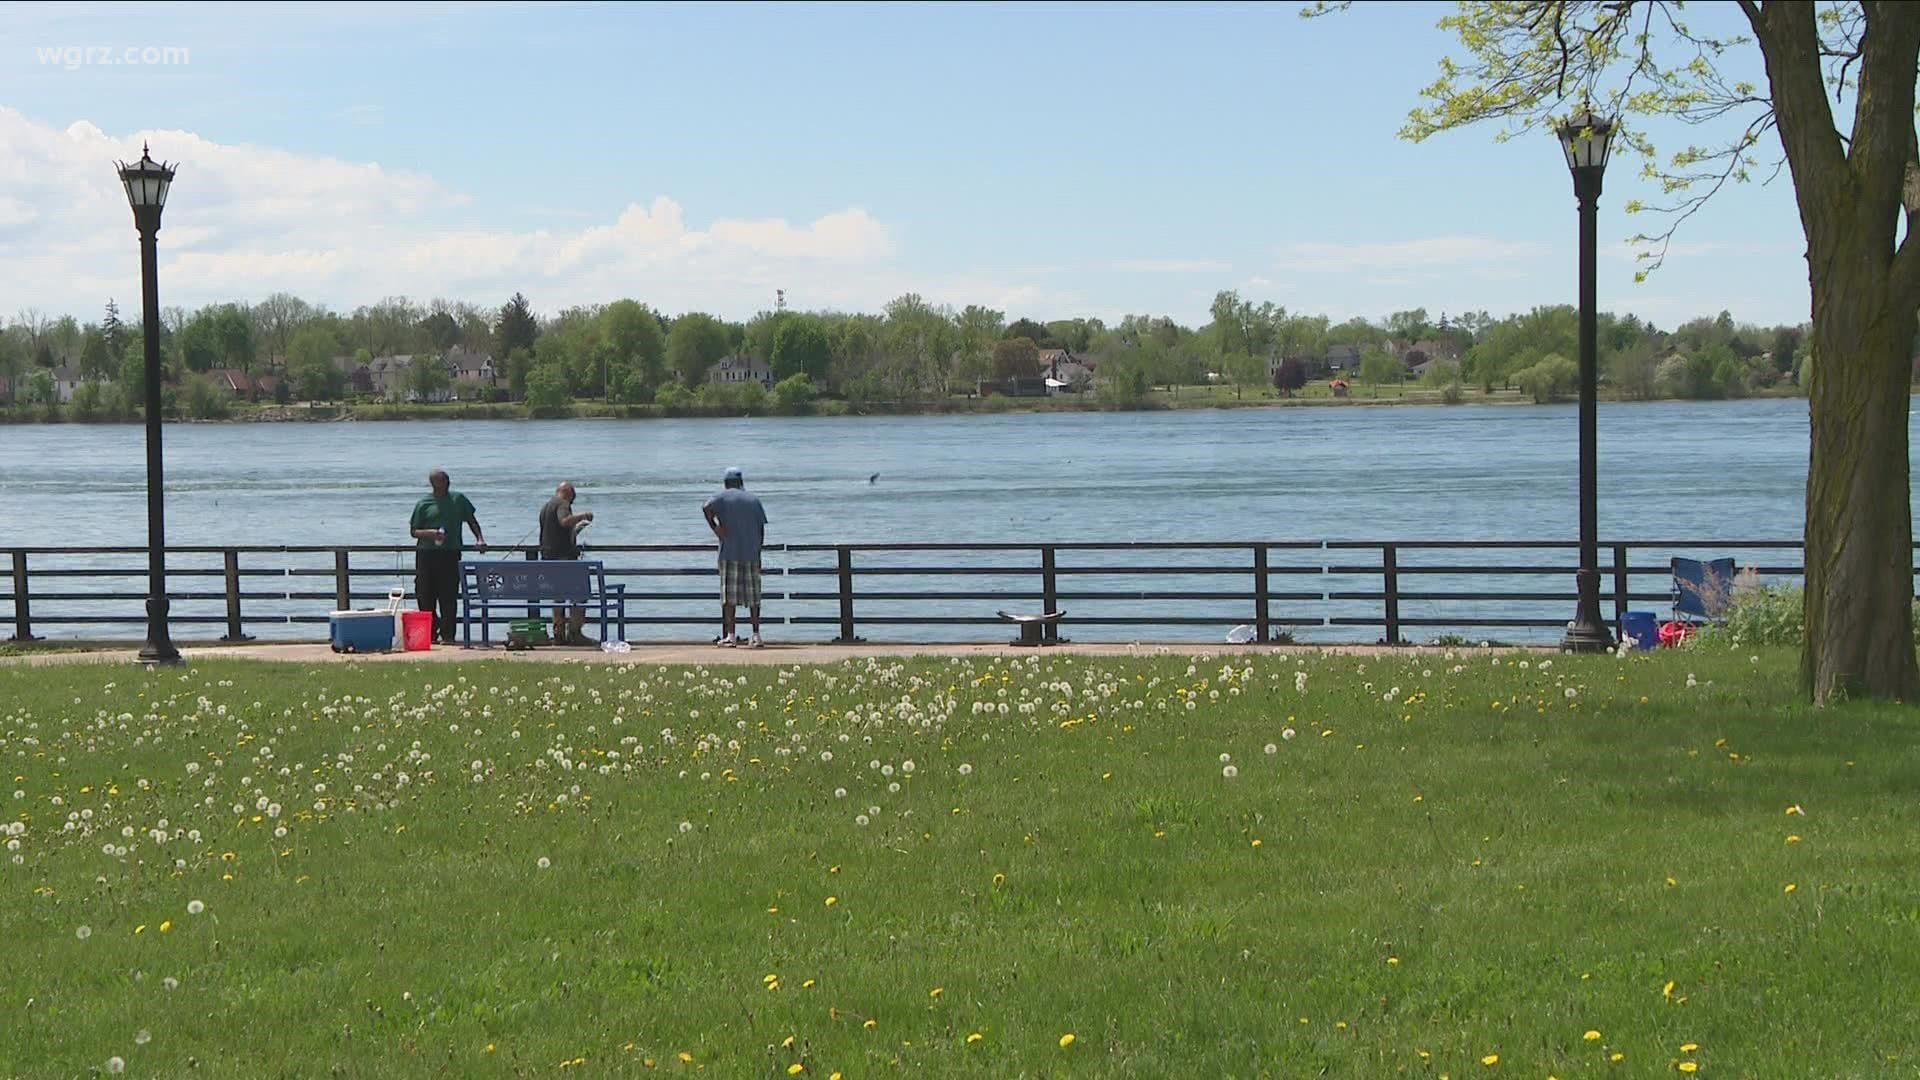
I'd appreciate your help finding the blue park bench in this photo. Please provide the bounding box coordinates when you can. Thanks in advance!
[458,558,626,647]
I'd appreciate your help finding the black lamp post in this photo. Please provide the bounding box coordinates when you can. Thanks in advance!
[1557,107,1616,654]
[117,144,183,666]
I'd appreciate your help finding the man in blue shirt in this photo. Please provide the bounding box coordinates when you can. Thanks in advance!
[701,466,768,648]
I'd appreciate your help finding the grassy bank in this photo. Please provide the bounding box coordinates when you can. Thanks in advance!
[2,648,1914,1075]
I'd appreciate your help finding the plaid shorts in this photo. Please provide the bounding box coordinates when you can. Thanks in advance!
[720,560,762,607]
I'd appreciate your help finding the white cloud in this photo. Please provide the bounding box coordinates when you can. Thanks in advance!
[1272,235,1546,274]
[1113,258,1230,274]
[0,108,898,320]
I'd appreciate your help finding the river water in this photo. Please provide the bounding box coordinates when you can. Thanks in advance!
[0,399,1904,643]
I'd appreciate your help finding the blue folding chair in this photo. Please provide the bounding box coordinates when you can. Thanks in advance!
[1671,557,1737,625]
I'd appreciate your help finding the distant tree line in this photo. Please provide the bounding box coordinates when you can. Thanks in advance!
[2,287,1901,419]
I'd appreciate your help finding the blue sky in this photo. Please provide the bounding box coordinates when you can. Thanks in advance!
[0,1,1811,329]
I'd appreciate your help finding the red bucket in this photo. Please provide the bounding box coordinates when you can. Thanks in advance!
[401,609,434,651]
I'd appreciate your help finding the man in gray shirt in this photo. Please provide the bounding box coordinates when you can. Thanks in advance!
[701,466,768,647]
[538,481,594,645]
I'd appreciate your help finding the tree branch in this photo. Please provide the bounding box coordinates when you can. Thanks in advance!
[1748,0,1852,216]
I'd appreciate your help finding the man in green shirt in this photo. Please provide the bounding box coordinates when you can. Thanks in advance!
[408,468,486,644]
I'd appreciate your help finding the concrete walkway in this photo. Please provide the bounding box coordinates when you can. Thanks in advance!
[0,638,1523,668]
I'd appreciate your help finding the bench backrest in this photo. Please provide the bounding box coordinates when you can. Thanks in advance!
[463,560,601,602]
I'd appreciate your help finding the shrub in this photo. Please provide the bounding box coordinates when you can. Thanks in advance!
[654,384,690,413]
[182,374,231,419]
[1514,354,1578,403]
[772,374,817,411]
[1691,578,1920,649]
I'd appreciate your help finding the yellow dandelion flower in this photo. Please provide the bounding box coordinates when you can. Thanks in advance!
[1251,839,1262,847]
[929,987,943,999]
[485,1043,495,1053]
[764,974,779,985]
[134,925,146,935]
[1784,882,1797,894]
[1785,835,1801,844]
[1678,1064,1698,1074]
[1666,877,1678,887]
[768,906,780,913]
[1785,804,1804,815]
[788,1065,805,1075]
[1611,1052,1625,1062]
[1680,1043,1698,1052]
[862,1018,877,1030]
[1584,1030,1602,1041]
[1059,1033,1076,1048]
[782,1036,796,1049]
[1481,1052,1499,1065]
[967,1032,983,1043]
[1387,956,1400,965]
[992,873,1005,885]
[1662,980,1675,998]
[831,1074,842,1080]
[802,979,816,989]
[643,1059,655,1069]
[677,1052,694,1063]
[825,896,838,906]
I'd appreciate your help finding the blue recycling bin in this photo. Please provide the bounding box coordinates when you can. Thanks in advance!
[1619,610,1658,651]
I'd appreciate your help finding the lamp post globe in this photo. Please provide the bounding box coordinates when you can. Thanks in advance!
[117,144,183,667]
[1556,107,1617,654]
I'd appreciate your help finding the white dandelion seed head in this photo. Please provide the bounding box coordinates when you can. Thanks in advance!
[1222,765,1239,779]
[901,760,915,774]
[76,925,92,940]
[1264,743,1278,755]
[106,1057,124,1074]
[820,751,833,763]
[855,814,869,827]
[1282,728,1296,741]
[888,782,901,794]
[834,787,847,799]
[186,900,205,915]
[958,763,973,776]
[134,1030,151,1046]
[1219,753,1232,764]
[679,821,693,834]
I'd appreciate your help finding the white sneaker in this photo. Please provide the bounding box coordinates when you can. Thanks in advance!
[748,634,764,649]
[715,636,736,648]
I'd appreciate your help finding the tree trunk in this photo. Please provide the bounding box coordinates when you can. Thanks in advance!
[1801,238,1920,703]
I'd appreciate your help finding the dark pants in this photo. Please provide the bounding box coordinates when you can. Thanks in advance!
[415,550,460,643]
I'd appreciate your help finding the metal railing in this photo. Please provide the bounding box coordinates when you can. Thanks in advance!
[0,539,1851,645]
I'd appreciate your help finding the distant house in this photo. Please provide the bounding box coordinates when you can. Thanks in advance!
[253,373,285,400]
[1268,353,1324,382]
[1325,344,1363,372]
[1042,350,1096,395]
[980,375,1050,397]
[365,355,414,398]
[708,354,773,388]
[207,368,253,398]
[50,365,84,404]
[446,348,495,384]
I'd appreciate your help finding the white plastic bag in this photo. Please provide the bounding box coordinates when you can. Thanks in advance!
[1225,625,1256,645]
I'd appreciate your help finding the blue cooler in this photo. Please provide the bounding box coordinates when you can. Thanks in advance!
[1619,610,1658,651]
[329,610,396,653]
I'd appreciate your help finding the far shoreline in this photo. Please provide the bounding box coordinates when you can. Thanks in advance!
[0,385,1811,425]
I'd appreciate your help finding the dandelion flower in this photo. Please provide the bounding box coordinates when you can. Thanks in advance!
[76,926,91,941]
[134,1030,151,1046]
[901,760,915,774]
[788,1065,804,1075]
[162,977,178,991]
[1663,980,1675,997]
[187,899,205,915]
[1678,1064,1698,1074]
[537,857,551,870]
[1584,1030,1601,1041]
[958,763,972,776]
[1059,1033,1076,1048]
[1219,753,1232,764]
[967,1032,983,1043]
[1611,1051,1625,1062]
[1784,882,1797,894]
[1785,834,1801,844]
[855,814,869,826]
[834,787,847,798]
[1679,1043,1698,1052]
[1222,765,1238,779]
[1281,728,1296,740]
[679,821,693,834]
[1264,743,1277,755]
[107,1058,125,1074]
[825,896,838,906]
[159,920,171,933]
[1481,1053,1498,1065]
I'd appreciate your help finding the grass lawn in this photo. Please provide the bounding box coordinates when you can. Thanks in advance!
[1,648,1915,1077]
